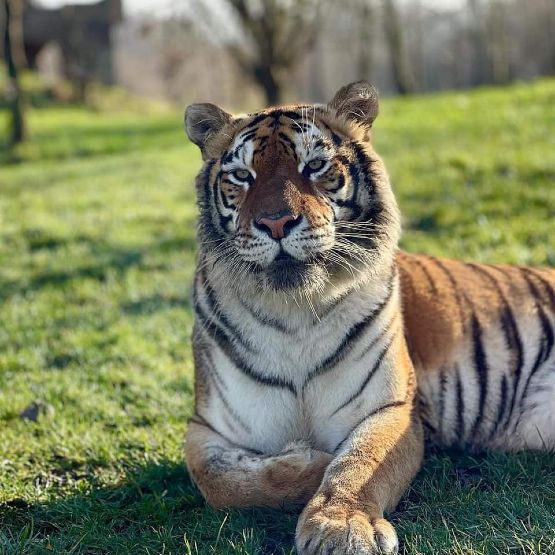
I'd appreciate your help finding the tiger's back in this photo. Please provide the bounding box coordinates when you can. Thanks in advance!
[399,252,555,451]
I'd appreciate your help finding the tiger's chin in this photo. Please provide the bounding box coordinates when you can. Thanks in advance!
[257,252,327,294]
[252,251,378,297]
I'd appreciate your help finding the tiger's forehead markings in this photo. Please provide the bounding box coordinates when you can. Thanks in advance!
[227,107,330,168]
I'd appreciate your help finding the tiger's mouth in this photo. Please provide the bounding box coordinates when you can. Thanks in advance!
[262,251,318,291]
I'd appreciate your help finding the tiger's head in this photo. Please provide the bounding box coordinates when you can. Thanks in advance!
[185,81,400,299]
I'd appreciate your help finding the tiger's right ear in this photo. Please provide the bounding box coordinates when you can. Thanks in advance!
[328,81,379,128]
[184,103,233,159]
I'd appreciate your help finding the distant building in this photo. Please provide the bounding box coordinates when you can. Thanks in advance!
[23,0,123,87]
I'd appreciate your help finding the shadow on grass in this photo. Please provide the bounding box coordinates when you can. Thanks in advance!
[0,233,196,304]
[0,461,297,555]
[0,244,143,303]
[1,450,554,554]
[1,119,182,166]
[121,294,191,316]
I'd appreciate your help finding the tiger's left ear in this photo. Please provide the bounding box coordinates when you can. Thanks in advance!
[184,103,233,159]
[328,81,379,128]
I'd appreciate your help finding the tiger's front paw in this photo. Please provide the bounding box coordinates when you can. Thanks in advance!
[295,497,398,555]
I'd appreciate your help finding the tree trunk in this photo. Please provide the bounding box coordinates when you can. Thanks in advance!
[357,0,374,81]
[467,0,490,86]
[253,64,282,105]
[488,0,510,85]
[2,0,25,145]
[382,0,415,95]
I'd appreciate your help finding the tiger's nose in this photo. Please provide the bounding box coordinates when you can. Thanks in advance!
[255,211,301,239]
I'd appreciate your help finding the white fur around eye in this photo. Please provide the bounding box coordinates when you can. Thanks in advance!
[308,159,325,171]
[222,164,257,187]
[299,159,330,178]
[234,169,250,180]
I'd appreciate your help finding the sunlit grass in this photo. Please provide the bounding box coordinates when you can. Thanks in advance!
[1,79,554,554]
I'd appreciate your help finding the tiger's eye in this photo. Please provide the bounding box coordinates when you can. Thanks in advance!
[232,169,251,180]
[307,159,325,171]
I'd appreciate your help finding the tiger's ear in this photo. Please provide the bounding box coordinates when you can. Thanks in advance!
[328,81,379,128]
[184,103,233,158]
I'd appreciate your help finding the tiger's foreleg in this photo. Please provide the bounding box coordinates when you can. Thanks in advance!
[296,401,423,555]
[185,417,333,509]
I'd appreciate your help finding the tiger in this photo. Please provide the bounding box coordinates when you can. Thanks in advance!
[183,81,555,555]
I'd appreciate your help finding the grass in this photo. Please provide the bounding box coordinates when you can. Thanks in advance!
[1,79,554,554]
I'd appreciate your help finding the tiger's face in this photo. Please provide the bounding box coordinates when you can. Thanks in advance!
[185,82,400,297]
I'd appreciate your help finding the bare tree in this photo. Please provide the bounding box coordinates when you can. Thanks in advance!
[382,0,415,94]
[2,0,25,145]
[195,0,326,104]
[355,0,375,82]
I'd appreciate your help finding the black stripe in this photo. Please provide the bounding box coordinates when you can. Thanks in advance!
[253,135,269,156]
[236,296,291,334]
[199,159,216,190]
[194,289,296,394]
[336,154,350,166]
[526,273,555,355]
[527,269,555,307]
[201,276,256,354]
[522,271,555,363]
[333,400,407,453]
[332,142,368,221]
[318,120,343,146]
[438,368,447,440]
[221,149,234,165]
[219,178,238,211]
[203,350,252,433]
[327,172,345,194]
[454,367,465,444]
[311,137,325,151]
[425,259,490,441]
[335,197,362,220]
[351,141,376,195]
[347,160,362,206]
[412,258,439,295]
[354,311,397,362]
[212,179,232,231]
[467,263,525,434]
[295,121,313,132]
[331,334,396,416]
[277,132,297,156]
[222,130,257,164]
[513,269,555,430]
[427,257,467,332]
[469,313,489,440]
[279,109,305,121]
[198,160,226,244]
[189,413,237,448]
[243,113,269,130]
[302,268,396,390]
[236,129,257,149]
[490,374,508,440]
[313,288,352,322]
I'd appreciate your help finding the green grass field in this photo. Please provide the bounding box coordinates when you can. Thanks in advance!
[1,79,554,555]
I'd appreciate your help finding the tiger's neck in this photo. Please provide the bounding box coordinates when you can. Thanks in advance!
[198,254,398,335]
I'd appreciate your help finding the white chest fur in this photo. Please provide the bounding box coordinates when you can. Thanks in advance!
[194,272,402,454]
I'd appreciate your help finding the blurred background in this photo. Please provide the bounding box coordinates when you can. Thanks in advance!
[2,0,555,141]
[1,2,555,554]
